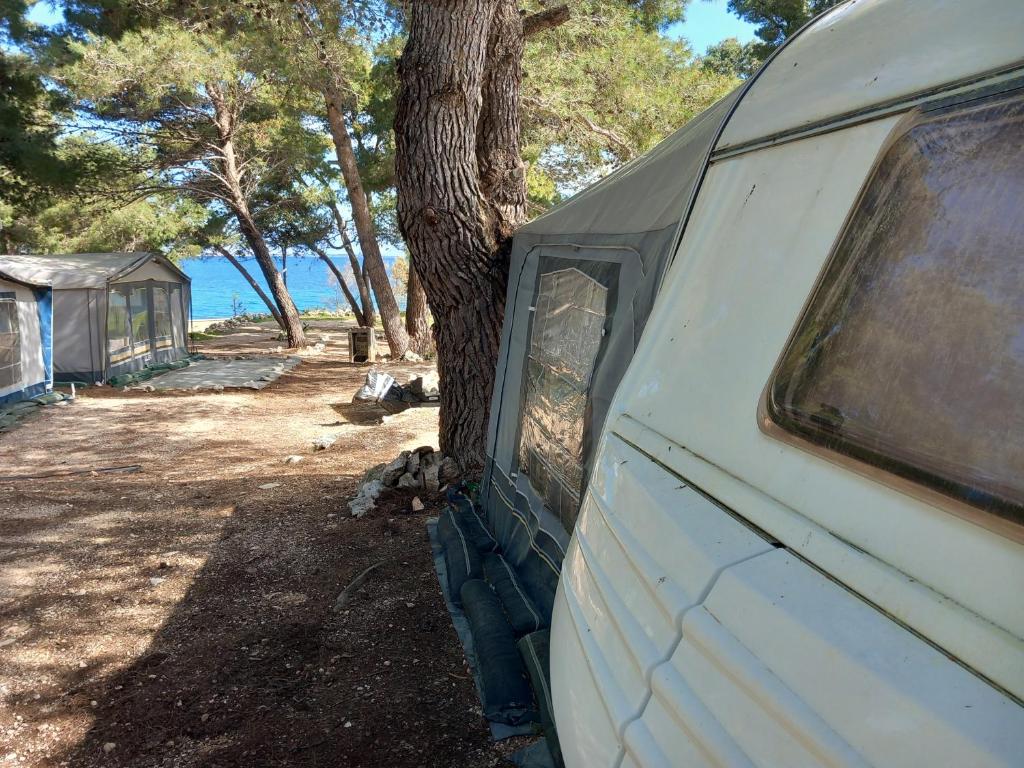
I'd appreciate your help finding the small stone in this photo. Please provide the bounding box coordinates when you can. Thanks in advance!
[405,451,421,476]
[344,721,353,728]
[149,577,166,587]
[312,435,337,451]
[421,452,441,492]
[439,456,460,486]
[410,496,425,512]
[78,661,87,669]
[258,483,281,490]
[396,472,421,490]
[90,700,98,708]
[283,455,304,465]
[381,452,410,486]
[201,713,209,722]
[103,742,117,754]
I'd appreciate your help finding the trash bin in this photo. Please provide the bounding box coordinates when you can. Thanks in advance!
[348,327,378,363]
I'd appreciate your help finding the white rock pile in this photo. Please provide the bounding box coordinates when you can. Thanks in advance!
[348,446,460,517]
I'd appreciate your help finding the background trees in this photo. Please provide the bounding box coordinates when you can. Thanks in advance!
[3,0,800,468]
[726,0,843,58]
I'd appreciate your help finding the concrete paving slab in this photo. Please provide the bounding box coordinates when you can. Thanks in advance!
[140,356,302,391]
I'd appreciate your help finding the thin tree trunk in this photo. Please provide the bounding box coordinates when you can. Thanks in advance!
[232,205,306,348]
[324,87,407,355]
[405,262,433,357]
[208,83,306,348]
[395,0,505,471]
[311,244,365,324]
[328,199,376,328]
[281,245,288,288]
[214,245,285,329]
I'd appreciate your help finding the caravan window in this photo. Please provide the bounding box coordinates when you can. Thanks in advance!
[767,90,1024,531]
[0,300,21,389]
[518,268,609,530]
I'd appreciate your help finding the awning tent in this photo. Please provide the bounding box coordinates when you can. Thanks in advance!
[0,252,192,384]
[479,90,741,612]
[0,270,52,405]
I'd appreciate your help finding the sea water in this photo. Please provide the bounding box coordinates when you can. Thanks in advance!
[182,254,400,320]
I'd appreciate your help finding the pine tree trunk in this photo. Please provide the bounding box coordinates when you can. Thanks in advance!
[214,245,285,330]
[324,88,407,354]
[209,83,306,348]
[312,245,365,324]
[232,204,307,348]
[396,0,512,472]
[328,200,377,328]
[405,262,433,356]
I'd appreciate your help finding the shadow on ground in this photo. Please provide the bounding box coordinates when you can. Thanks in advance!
[0,324,513,767]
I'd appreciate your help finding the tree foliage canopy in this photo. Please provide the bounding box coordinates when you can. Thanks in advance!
[727,0,843,58]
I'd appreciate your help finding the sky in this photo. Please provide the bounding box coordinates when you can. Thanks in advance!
[669,0,758,53]
[25,1,757,55]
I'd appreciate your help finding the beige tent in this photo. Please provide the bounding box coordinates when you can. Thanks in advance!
[0,252,191,383]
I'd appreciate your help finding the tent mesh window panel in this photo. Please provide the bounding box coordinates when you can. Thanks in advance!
[129,285,151,357]
[107,288,132,364]
[518,268,609,531]
[0,299,21,389]
[153,285,173,350]
[170,285,185,349]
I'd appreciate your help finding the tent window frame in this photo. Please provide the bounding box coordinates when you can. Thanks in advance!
[759,88,1024,541]
[0,297,22,390]
[107,287,132,363]
[516,265,613,531]
[127,284,152,358]
[152,284,173,350]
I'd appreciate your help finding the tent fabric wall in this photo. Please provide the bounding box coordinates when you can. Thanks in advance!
[0,275,51,405]
[479,89,741,601]
[52,289,105,383]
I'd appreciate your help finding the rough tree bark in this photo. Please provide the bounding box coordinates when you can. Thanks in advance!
[395,0,568,470]
[214,245,285,329]
[405,262,433,356]
[395,0,511,470]
[328,198,376,328]
[325,87,407,354]
[208,84,306,348]
[311,244,366,324]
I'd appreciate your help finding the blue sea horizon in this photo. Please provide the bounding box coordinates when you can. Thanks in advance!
[182,254,401,320]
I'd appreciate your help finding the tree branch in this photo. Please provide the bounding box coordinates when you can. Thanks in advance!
[523,5,570,36]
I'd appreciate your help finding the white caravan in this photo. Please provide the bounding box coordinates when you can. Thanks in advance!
[550,1,1024,766]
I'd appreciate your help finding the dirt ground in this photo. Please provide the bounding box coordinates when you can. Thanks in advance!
[0,322,522,767]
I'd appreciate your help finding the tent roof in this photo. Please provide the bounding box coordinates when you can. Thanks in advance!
[0,252,189,289]
[0,269,49,290]
[518,90,740,238]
